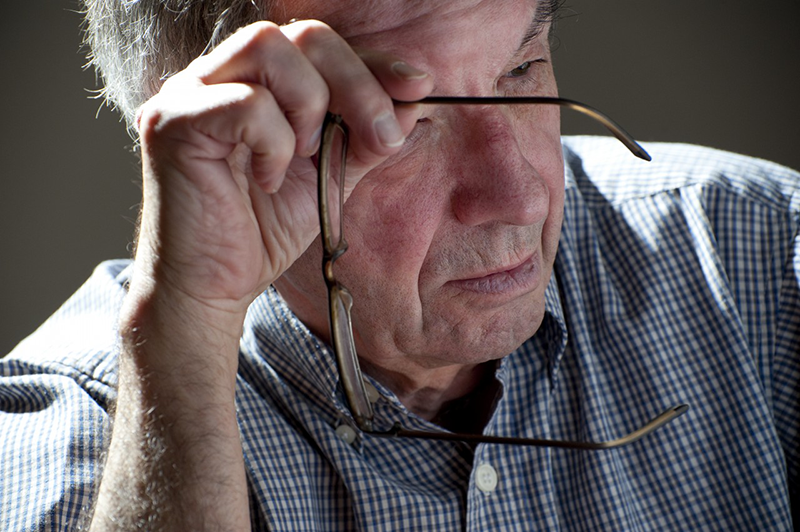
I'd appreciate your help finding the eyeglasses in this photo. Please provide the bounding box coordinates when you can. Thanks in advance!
[317,96,688,449]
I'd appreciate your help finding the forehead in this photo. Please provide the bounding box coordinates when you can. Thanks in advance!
[273,0,543,54]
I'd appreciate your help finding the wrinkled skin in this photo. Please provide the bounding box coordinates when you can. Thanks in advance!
[274,0,564,408]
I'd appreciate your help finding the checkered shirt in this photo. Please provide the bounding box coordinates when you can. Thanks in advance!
[2,136,798,530]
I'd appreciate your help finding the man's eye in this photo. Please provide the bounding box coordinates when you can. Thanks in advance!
[507,61,533,78]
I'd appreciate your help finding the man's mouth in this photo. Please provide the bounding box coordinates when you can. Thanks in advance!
[447,253,540,295]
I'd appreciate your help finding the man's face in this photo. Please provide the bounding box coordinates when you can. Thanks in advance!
[275,0,565,371]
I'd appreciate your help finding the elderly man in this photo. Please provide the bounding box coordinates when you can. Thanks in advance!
[1,0,797,529]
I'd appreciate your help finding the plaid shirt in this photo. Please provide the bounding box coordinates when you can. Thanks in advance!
[1,137,797,530]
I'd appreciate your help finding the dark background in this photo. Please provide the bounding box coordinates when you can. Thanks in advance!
[2,1,799,355]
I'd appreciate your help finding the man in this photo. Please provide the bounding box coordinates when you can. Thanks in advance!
[1,0,797,529]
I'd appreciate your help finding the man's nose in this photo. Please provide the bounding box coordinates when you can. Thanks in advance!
[448,109,551,228]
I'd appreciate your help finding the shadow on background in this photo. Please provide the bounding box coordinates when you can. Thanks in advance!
[1,0,799,355]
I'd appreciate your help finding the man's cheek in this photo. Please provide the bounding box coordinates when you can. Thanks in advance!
[344,212,434,284]
[346,186,443,273]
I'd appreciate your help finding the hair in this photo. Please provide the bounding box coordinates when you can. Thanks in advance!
[81,0,268,129]
[81,0,563,132]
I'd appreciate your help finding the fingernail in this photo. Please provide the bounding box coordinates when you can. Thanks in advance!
[374,112,405,148]
[391,61,429,81]
[306,125,323,155]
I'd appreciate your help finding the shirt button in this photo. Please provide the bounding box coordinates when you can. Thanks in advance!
[475,463,499,493]
[335,424,357,445]
[364,381,381,404]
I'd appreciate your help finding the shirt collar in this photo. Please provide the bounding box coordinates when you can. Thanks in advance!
[496,270,568,389]
[240,286,346,415]
[240,255,571,424]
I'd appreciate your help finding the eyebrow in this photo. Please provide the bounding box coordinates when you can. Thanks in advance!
[515,0,559,54]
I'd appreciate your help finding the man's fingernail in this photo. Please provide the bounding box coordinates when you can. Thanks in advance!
[374,113,405,148]
[306,125,323,155]
[391,61,429,81]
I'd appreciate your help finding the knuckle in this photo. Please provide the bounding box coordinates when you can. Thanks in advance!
[159,66,196,93]
[228,21,285,64]
[137,92,185,137]
[257,136,295,178]
[286,21,346,65]
[278,57,329,111]
[240,20,283,43]
[249,91,295,155]
[237,82,269,107]
[275,135,296,166]
[281,19,335,48]
[298,80,330,118]
[136,103,163,140]
[349,83,393,116]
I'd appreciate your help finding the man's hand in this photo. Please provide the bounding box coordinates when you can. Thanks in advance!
[90,20,432,530]
[135,19,431,321]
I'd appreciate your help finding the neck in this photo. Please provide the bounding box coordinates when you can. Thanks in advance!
[272,279,502,431]
[360,358,499,431]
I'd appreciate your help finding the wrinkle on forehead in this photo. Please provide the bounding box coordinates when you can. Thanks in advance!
[270,0,430,30]
[272,0,539,43]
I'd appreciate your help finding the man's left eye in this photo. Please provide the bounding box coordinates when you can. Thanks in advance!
[507,61,533,78]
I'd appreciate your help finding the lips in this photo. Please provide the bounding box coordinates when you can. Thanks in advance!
[447,253,540,295]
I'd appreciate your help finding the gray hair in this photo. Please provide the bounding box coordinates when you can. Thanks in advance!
[82,0,267,129]
[82,0,563,132]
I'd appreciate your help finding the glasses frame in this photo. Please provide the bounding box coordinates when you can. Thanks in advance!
[318,96,688,449]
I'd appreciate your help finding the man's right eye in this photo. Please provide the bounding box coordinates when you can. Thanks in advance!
[507,61,533,78]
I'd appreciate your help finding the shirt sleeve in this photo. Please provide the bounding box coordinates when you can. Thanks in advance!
[0,359,113,530]
[774,218,800,512]
[1,260,128,530]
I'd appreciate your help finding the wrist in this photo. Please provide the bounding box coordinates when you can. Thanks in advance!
[119,270,246,397]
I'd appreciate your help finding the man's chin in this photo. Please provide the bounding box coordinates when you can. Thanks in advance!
[425,305,546,366]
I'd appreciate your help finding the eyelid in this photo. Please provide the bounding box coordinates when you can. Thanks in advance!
[507,61,533,78]
[505,57,547,78]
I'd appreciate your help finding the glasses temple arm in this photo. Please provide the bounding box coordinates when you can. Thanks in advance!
[371,404,689,450]
[328,284,376,432]
[395,96,652,162]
